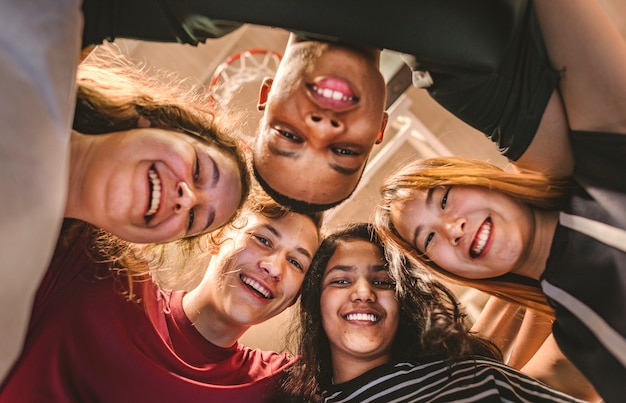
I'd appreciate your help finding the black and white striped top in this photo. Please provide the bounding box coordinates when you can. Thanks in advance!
[321,357,584,403]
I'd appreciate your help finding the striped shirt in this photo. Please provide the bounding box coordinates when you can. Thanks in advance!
[322,357,584,403]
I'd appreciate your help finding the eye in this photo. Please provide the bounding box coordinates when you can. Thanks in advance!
[193,154,201,182]
[254,235,271,247]
[373,280,396,290]
[330,279,350,286]
[333,147,358,156]
[288,258,304,272]
[441,187,450,209]
[188,209,195,231]
[278,129,303,143]
[425,232,434,250]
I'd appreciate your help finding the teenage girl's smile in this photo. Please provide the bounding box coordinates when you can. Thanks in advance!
[470,217,493,258]
[145,164,162,220]
[391,185,535,279]
[321,239,398,364]
[67,128,242,244]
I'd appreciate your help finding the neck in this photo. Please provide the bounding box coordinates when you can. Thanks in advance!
[65,130,95,219]
[330,349,391,385]
[182,278,249,348]
[511,208,560,280]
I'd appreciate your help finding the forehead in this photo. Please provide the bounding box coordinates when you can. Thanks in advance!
[390,189,430,240]
[391,188,429,219]
[326,239,385,272]
[240,210,318,245]
[251,152,363,205]
[131,127,215,150]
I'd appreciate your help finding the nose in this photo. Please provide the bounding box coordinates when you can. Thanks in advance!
[174,181,198,213]
[306,112,344,141]
[443,216,466,246]
[259,253,284,281]
[351,278,375,303]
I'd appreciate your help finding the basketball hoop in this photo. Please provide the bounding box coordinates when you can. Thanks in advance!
[209,48,282,111]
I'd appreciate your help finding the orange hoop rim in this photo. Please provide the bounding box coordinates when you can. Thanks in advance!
[209,48,283,90]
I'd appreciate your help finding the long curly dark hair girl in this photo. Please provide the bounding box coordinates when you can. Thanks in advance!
[280,223,501,402]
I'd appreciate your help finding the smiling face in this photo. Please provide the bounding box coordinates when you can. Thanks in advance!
[205,210,319,327]
[253,35,388,207]
[321,239,398,372]
[391,185,535,279]
[74,128,243,243]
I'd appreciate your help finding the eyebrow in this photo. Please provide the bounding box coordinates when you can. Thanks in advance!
[203,208,215,233]
[329,163,361,176]
[200,153,219,233]
[267,143,361,177]
[412,187,435,251]
[263,223,313,260]
[208,153,220,187]
[326,263,387,275]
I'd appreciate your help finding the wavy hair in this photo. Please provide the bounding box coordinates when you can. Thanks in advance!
[58,44,257,297]
[75,44,251,234]
[280,223,501,402]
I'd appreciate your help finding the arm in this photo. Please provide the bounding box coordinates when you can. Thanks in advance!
[0,0,82,380]
[473,301,600,401]
[522,335,602,402]
[506,309,552,369]
[470,296,524,359]
[82,0,526,67]
[515,0,626,178]
[534,0,626,135]
[471,298,552,370]
[80,0,558,166]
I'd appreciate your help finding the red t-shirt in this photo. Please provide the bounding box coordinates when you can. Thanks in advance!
[0,235,295,402]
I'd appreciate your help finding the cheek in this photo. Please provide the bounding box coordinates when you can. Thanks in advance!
[381,296,400,326]
[427,243,457,269]
[283,273,304,301]
[390,210,419,247]
[493,236,525,265]
[319,292,336,326]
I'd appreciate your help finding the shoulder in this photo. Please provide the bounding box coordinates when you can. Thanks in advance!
[343,358,582,402]
[237,345,297,371]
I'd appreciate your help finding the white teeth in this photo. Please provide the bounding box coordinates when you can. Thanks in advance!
[146,168,161,217]
[241,276,272,299]
[312,85,354,102]
[345,313,378,322]
[472,220,492,256]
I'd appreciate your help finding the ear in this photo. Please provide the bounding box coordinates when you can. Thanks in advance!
[375,112,389,144]
[137,116,151,128]
[257,77,273,111]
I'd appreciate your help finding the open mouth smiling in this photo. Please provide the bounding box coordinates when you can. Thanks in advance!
[145,165,162,223]
[310,84,358,103]
[343,312,380,322]
[241,274,274,299]
[470,217,492,258]
[308,77,359,111]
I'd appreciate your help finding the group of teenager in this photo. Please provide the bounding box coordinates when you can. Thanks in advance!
[1,0,624,401]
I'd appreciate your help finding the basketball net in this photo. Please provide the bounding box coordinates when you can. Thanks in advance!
[208,49,282,147]
[209,48,282,111]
